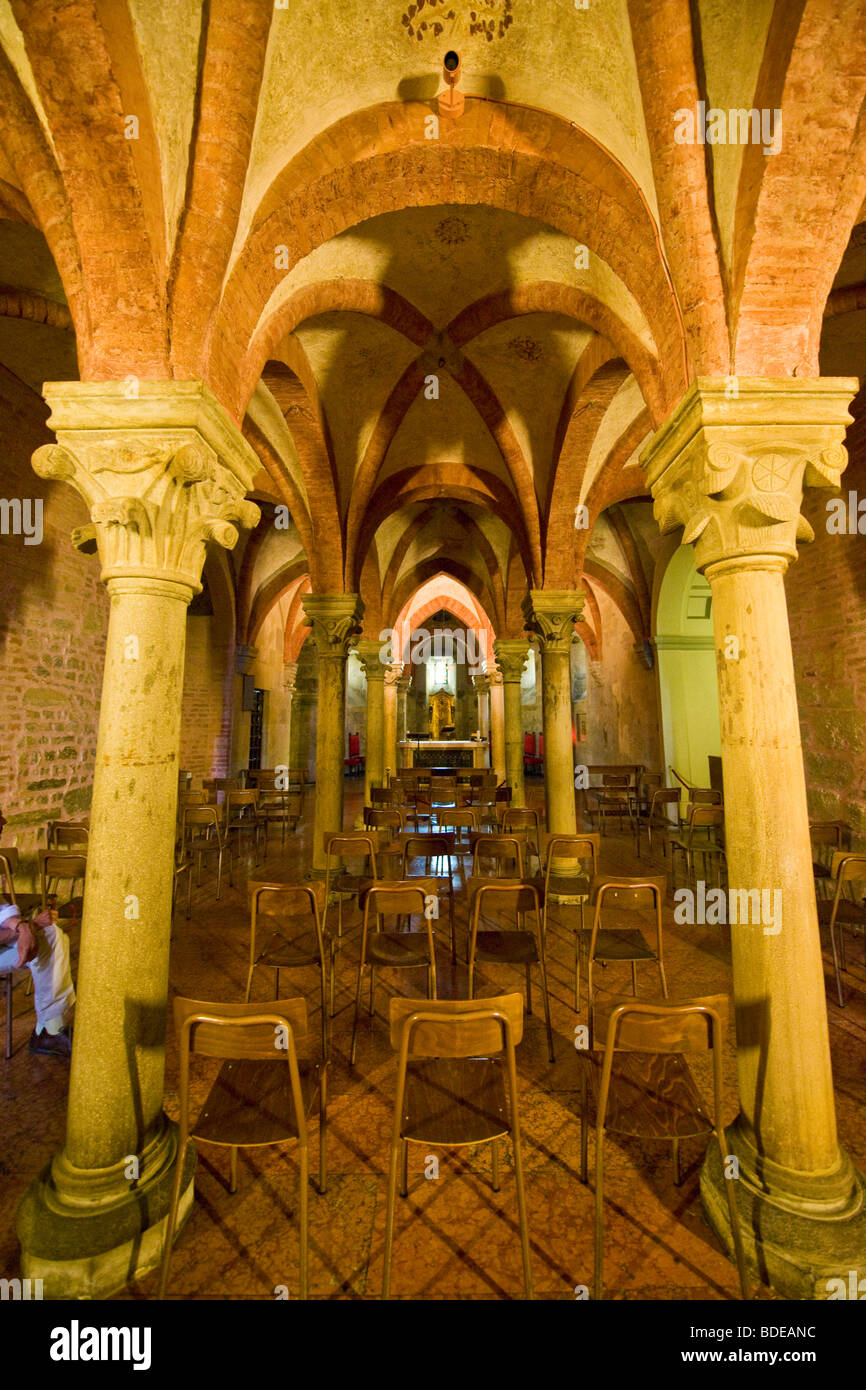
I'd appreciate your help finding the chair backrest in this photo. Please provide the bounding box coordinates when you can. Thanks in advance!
[594,875,665,914]
[249,882,324,964]
[363,881,432,923]
[538,734,544,757]
[325,832,378,875]
[651,788,681,813]
[227,789,258,814]
[364,808,404,836]
[685,803,724,828]
[689,787,722,805]
[370,787,395,808]
[472,834,524,878]
[810,821,843,848]
[502,808,539,834]
[594,994,729,1054]
[180,790,213,808]
[48,821,89,850]
[523,733,536,757]
[546,833,598,879]
[39,849,88,891]
[183,805,221,833]
[348,732,361,757]
[601,774,629,790]
[402,835,451,876]
[471,878,540,922]
[389,992,524,1057]
[174,995,308,1061]
[495,785,512,803]
[439,809,477,831]
[829,851,866,888]
[0,847,20,900]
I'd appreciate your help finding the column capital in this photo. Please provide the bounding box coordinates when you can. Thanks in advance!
[235,644,258,676]
[471,673,491,694]
[493,638,530,683]
[302,593,364,659]
[31,380,260,595]
[384,662,404,688]
[356,638,388,680]
[522,590,583,651]
[396,674,412,695]
[488,667,504,687]
[641,378,858,572]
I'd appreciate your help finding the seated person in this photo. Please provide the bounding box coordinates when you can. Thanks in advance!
[0,901,75,1058]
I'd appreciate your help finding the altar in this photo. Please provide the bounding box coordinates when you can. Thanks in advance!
[399,739,489,769]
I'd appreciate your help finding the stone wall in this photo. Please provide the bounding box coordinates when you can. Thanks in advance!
[178,613,233,781]
[577,586,661,772]
[786,399,866,845]
[0,369,109,885]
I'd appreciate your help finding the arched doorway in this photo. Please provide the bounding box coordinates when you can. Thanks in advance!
[654,544,720,789]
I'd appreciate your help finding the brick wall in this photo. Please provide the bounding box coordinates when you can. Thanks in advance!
[786,397,866,844]
[0,369,109,887]
[577,586,662,772]
[178,613,233,781]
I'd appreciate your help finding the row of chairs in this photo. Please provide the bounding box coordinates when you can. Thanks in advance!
[159,979,747,1301]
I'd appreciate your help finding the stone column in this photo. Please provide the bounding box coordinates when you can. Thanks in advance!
[494,639,530,806]
[18,381,260,1297]
[489,670,506,782]
[383,664,402,782]
[289,662,318,782]
[357,639,386,801]
[472,674,491,766]
[524,592,582,834]
[396,674,411,743]
[643,377,866,1298]
[303,594,363,872]
[275,660,298,771]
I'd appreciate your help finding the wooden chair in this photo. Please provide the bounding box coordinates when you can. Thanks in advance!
[593,775,633,836]
[810,821,844,898]
[501,807,542,873]
[1,847,41,1059]
[467,880,554,1062]
[246,882,328,1059]
[322,832,378,1016]
[586,877,668,1043]
[224,789,264,866]
[158,995,326,1300]
[349,881,438,1066]
[580,994,749,1301]
[382,993,532,1299]
[47,820,89,852]
[401,834,457,961]
[645,788,682,856]
[437,808,478,877]
[470,833,525,880]
[38,849,87,932]
[668,804,725,890]
[542,833,599,1010]
[362,808,405,878]
[817,852,866,1007]
[344,732,364,777]
[181,806,229,904]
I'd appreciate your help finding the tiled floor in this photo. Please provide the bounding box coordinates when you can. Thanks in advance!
[2,784,865,1300]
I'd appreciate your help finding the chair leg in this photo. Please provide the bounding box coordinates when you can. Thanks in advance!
[512,1133,533,1300]
[630,960,637,996]
[318,1071,328,1195]
[538,955,555,1063]
[491,1137,500,1192]
[319,961,328,1063]
[671,1137,681,1187]
[5,973,12,1060]
[229,1146,238,1195]
[382,1137,401,1299]
[244,966,255,1004]
[298,1143,309,1300]
[368,964,375,1016]
[349,962,365,1067]
[157,1136,188,1300]
[594,1127,605,1300]
[525,962,532,1015]
[658,959,669,999]
[186,864,192,920]
[579,1065,588,1183]
[829,923,845,1008]
[400,1139,409,1198]
[216,847,222,901]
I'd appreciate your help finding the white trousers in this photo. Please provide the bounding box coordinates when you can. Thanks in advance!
[0,921,75,1033]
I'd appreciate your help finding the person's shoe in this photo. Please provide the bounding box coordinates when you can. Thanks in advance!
[29,1028,72,1058]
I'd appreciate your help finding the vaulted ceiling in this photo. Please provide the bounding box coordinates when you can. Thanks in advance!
[1,0,864,659]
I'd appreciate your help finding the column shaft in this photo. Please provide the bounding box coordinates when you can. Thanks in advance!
[540,644,576,835]
[489,675,506,782]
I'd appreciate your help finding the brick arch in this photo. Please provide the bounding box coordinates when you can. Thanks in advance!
[284,577,312,664]
[210,99,686,419]
[393,578,496,664]
[390,560,496,642]
[247,558,310,648]
[730,1,866,374]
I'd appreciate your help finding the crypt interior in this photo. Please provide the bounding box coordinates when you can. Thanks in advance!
[1,0,866,1302]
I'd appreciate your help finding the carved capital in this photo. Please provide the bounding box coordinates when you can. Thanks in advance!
[494,638,531,683]
[302,593,364,660]
[471,674,491,695]
[356,639,388,681]
[641,379,858,572]
[32,381,261,594]
[523,590,583,652]
[396,675,412,696]
[488,667,504,688]
[385,662,404,688]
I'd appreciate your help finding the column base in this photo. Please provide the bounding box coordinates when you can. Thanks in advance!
[17,1117,196,1299]
[701,1119,866,1299]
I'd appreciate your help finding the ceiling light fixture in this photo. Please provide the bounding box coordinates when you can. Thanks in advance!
[438,50,464,119]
